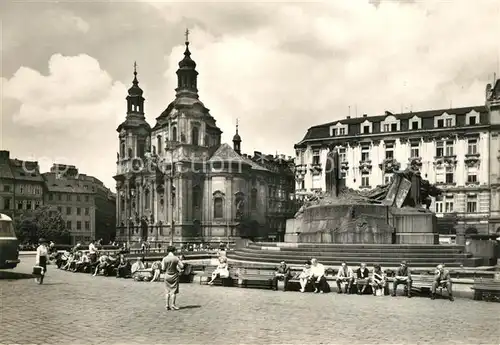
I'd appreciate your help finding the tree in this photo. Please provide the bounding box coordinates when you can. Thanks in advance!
[15,206,70,244]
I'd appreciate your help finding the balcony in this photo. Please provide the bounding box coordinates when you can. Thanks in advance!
[464,153,480,167]
[379,158,400,173]
[433,155,457,167]
[359,159,372,173]
[309,163,322,176]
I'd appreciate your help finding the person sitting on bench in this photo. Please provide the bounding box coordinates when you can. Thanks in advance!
[116,255,131,278]
[336,262,354,294]
[272,261,291,291]
[150,260,162,282]
[371,264,387,296]
[74,251,90,272]
[431,264,454,301]
[355,262,370,294]
[392,260,412,298]
[131,257,150,281]
[208,256,229,285]
[93,253,111,277]
[309,258,328,293]
[296,260,312,293]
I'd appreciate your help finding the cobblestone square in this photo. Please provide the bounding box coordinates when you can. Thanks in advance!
[1,261,499,345]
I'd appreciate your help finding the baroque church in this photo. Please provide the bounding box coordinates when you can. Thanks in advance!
[114,34,296,245]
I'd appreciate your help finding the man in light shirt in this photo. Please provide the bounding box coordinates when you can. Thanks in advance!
[309,258,328,293]
[336,262,354,294]
[88,240,98,263]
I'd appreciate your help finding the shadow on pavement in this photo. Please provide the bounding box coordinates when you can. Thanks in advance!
[180,305,202,310]
[0,270,34,280]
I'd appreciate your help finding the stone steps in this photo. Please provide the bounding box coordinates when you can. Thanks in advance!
[252,242,465,251]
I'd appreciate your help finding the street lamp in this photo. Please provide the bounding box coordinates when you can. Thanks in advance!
[169,164,176,246]
[127,186,136,248]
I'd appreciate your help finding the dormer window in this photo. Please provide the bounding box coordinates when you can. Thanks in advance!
[330,123,348,136]
[411,121,419,130]
[381,115,400,132]
[337,128,345,136]
[435,112,455,128]
[363,125,370,134]
[466,110,479,126]
[361,119,372,134]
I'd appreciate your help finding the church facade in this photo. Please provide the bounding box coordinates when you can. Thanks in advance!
[114,37,295,245]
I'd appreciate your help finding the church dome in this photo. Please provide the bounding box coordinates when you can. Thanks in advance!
[178,43,197,69]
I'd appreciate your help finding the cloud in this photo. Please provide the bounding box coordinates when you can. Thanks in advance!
[3,54,127,127]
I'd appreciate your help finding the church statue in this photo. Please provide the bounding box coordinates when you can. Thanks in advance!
[236,199,245,219]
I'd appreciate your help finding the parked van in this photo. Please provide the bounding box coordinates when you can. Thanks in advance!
[0,213,20,269]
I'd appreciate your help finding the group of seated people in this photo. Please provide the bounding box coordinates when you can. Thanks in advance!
[55,250,134,278]
[272,259,454,301]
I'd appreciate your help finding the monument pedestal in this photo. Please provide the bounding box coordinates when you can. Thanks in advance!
[391,207,438,245]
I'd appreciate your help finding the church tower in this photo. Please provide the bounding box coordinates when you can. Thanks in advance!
[233,119,242,154]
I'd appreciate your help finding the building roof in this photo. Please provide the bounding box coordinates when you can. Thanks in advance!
[9,159,44,182]
[208,143,250,166]
[0,161,14,179]
[300,105,489,143]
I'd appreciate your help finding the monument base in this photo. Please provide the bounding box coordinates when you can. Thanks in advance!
[395,233,439,245]
[391,208,438,245]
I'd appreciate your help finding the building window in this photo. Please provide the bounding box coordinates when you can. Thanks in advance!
[48,193,53,201]
[467,139,478,155]
[145,189,150,209]
[445,167,454,184]
[410,142,420,158]
[361,145,370,162]
[67,194,71,201]
[445,118,453,127]
[66,207,71,215]
[4,198,11,209]
[3,185,10,192]
[312,150,320,165]
[251,189,257,210]
[468,116,477,125]
[191,126,199,146]
[363,125,370,134]
[436,141,454,157]
[336,127,345,136]
[157,135,162,154]
[338,148,346,162]
[85,195,89,202]
[445,141,454,156]
[83,207,88,216]
[437,119,444,128]
[77,207,81,216]
[35,201,40,209]
[19,186,24,194]
[192,186,201,209]
[120,141,125,158]
[385,143,394,159]
[467,167,478,183]
[26,201,32,210]
[391,123,397,131]
[85,221,90,230]
[435,201,443,213]
[411,121,419,130]
[445,196,454,213]
[361,172,370,187]
[57,193,62,201]
[76,195,81,202]
[172,126,178,141]
[77,221,82,230]
[466,195,477,213]
[66,221,72,230]
[436,168,444,183]
[57,206,62,213]
[383,124,390,132]
[300,180,305,189]
[17,201,23,210]
[34,187,40,195]
[213,198,223,219]
[384,173,393,185]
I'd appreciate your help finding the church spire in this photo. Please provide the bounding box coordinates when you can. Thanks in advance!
[127,61,145,115]
[233,119,242,154]
[175,28,199,98]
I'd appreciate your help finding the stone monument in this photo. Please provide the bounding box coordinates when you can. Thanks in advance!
[285,150,442,244]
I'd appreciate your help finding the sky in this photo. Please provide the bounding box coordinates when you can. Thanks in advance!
[1,0,499,191]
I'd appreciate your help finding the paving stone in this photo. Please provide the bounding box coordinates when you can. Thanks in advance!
[1,261,498,345]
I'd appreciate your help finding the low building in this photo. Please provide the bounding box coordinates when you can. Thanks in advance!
[294,79,500,236]
[43,164,116,244]
[0,150,45,218]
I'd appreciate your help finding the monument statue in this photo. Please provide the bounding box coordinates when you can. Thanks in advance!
[324,149,341,197]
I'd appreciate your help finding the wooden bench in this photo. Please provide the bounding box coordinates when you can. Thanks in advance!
[199,266,235,286]
[235,268,275,290]
[471,278,500,301]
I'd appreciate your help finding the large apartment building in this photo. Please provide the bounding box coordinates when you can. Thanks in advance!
[294,79,500,236]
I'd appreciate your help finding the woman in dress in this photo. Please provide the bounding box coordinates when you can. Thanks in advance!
[371,264,387,296]
[34,238,49,284]
[208,256,229,285]
[161,246,184,310]
[298,260,312,293]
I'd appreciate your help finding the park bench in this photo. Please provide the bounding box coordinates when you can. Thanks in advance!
[199,266,235,287]
[471,278,500,301]
[235,268,275,290]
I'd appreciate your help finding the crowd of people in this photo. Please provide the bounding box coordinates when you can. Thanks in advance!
[271,259,454,301]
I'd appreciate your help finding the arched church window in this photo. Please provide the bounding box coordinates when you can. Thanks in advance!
[145,189,150,209]
[193,185,201,209]
[214,198,223,219]
[172,127,177,142]
[251,189,257,210]
[191,127,199,146]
